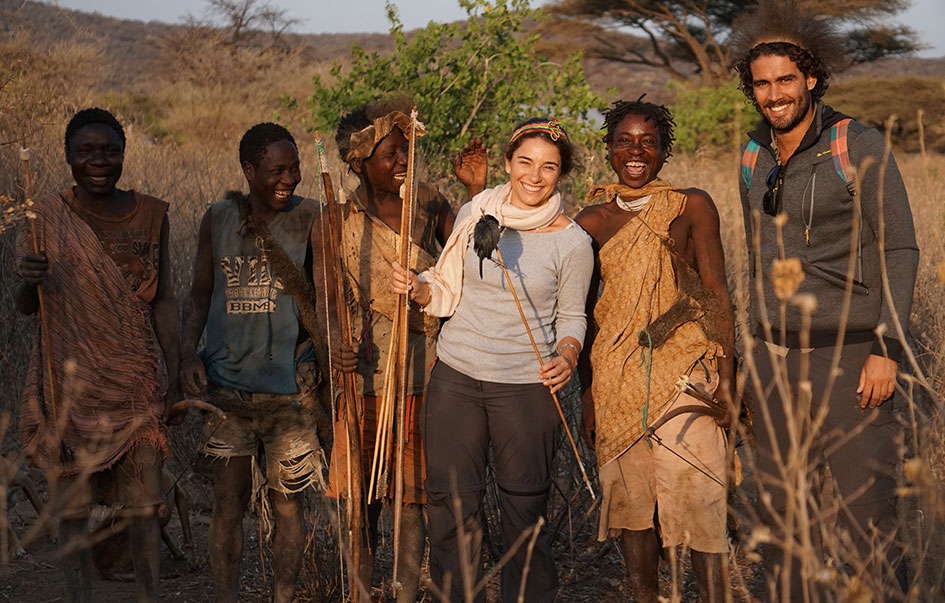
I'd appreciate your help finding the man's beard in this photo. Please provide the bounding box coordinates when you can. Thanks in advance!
[763,90,812,133]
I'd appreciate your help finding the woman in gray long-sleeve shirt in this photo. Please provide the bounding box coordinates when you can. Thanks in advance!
[392,118,593,603]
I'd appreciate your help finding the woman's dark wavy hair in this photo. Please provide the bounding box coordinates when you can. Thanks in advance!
[730,0,846,110]
[504,118,574,176]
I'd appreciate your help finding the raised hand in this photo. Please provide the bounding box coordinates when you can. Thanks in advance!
[453,137,487,197]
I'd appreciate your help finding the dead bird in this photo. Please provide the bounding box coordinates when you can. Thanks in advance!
[473,213,502,278]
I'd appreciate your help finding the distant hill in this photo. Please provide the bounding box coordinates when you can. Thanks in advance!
[2,0,943,104]
[0,0,393,92]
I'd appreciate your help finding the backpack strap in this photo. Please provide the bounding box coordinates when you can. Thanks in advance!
[741,139,761,190]
[829,118,856,196]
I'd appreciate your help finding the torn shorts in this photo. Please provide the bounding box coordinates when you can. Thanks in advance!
[202,362,326,496]
[598,370,728,553]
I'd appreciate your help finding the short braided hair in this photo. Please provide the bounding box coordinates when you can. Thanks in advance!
[601,96,676,157]
[64,107,125,156]
[239,122,296,169]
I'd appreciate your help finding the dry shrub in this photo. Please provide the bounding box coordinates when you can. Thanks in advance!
[826,77,945,153]
[150,25,331,147]
[0,30,102,432]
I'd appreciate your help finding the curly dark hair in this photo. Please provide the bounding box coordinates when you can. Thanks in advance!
[729,0,844,110]
[64,107,126,156]
[504,117,574,176]
[600,96,675,157]
[335,108,370,163]
[733,42,831,109]
[238,122,296,168]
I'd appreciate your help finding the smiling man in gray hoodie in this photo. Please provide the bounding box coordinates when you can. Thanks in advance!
[732,1,918,599]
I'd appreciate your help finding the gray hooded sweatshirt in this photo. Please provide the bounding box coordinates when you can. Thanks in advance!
[739,102,919,360]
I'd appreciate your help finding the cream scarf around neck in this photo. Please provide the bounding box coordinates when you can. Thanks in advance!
[417,182,563,317]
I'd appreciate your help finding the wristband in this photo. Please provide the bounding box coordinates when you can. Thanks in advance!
[558,342,580,357]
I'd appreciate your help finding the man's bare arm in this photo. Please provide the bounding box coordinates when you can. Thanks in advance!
[180,209,213,396]
[453,137,487,201]
[151,215,181,406]
[684,189,737,420]
[574,206,606,446]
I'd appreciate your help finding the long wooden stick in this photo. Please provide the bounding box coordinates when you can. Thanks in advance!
[493,247,596,500]
[20,148,58,430]
[314,133,365,602]
[368,322,398,500]
[392,107,419,593]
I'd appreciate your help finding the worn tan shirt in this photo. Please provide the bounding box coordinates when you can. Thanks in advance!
[341,183,445,395]
[62,188,167,303]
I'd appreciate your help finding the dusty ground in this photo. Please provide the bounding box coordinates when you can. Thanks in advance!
[1,384,763,602]
[1,457,763,603]
[0,495,759,602]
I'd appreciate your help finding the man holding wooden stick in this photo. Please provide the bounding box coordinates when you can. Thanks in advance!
[14,107,179,603]
[327,96,485,601]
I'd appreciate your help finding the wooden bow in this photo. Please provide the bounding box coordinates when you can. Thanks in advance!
[391,107,419,594]
[314,133,366,602]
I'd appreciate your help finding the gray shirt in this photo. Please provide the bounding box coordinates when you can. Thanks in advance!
[436,212,593,383]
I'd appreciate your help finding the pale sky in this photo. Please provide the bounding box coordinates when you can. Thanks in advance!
[51,0,945,58]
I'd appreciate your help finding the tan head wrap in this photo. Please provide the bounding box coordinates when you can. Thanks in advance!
[345,111,427,163]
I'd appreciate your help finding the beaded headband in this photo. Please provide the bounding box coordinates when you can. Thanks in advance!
[509,118,568,146]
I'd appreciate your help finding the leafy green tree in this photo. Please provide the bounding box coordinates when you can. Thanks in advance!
[668,78,747,153]
[297,0,604,179]
[545,0,920,87]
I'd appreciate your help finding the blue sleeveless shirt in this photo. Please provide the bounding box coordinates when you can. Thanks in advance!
[203,195,318,394]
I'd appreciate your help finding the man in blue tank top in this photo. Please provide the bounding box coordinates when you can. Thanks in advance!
[180,123,325,603]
